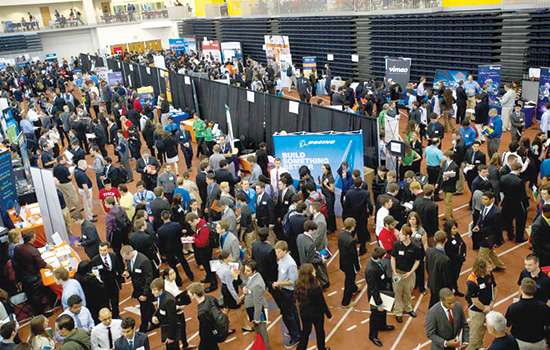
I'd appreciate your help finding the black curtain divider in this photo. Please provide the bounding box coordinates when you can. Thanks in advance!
[158,69,167,97]
[169,71,185,110]
[107,59,120,72]
[80,54,90,72]
[138,65,154,91]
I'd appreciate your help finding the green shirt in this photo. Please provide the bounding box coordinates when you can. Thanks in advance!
[193,119,205,138]
[204,127,213,141]
[401,150,418,166]
[378,110,386,129]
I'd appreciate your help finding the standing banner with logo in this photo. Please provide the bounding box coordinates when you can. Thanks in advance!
[221,42,243,62]
[478,65,501,105]
[169,38,186,52]
[201,40,222,62]
[107,72,123,87]
[265,35,292,88]
[1,108,18,143]
[273,131,363,215]
[537,67,550,120]
[0,148,17,214]
[385,57,411,89]
[434,69,468,91]
[302,57,317,77]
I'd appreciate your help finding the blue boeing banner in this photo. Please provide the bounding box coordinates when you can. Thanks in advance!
[273,131,363,215]
[169,39,186,52]
[434,69,468,91]
[538,67,550,120]
[478,65,501,105]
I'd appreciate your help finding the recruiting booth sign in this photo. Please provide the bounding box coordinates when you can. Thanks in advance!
[385,57,411,89]
[273,131,363,215]
[478,65,501,105]
[202,40,222,62]
[537,67,550,120]
[434,69,468,90]
[302,57,317,77]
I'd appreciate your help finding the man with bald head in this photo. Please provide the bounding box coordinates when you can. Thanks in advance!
[91,308,123,350]
[75,159,96,222]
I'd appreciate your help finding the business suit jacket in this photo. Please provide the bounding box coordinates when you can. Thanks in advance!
[500,173,529,212]
[129,230,159,264]
[80,219,100,259]
[251,241,278,284]
[425,248,452,293]
[277,187,295,219]
[114,332,150,350]
[412,195,439,237]
[91,252,124,294]
[154,292,178,341]
[343,186,373,227]
[221,207,237,235]
[127,252,154,298]
[441,161,459,193]
[221,232,241,267]
[471,175,490,195]
[456,86,467,107]
[256,192,275,227]
[476,205,502,248]
[214,168,239,193]
[108,124,118,145]
[157,221,184,255]
[150,198,170,221]
[313,213,328,251]
[297,233,322,266]
[338,230,359,273]
[510,111,525,138]
[425,301,469,350]
[71,147,86,165]
[196,171,208,204]
[365,259,391,306]
[387,193,406,229]
[104,164,120,186]
[206,183,221,209]
[530,214,550,260]
[135,157,160,185]
[244,272,269,322]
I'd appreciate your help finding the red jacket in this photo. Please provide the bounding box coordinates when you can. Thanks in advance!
[378,227,397,258]
[193,219,210,248]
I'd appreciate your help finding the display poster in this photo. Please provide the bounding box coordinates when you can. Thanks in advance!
[434,69,469,91]
[201,40,222,62]
[107,72,123,87]
[264,35,292,67]
[220,42,243,62]
[1,108,19,143]
[537,67,550,120]
[478,65,501,105]
[385,57,411,90]
[0,149,18,213]
[163,70,172,102]
[302,57,317,77]
[273,131,363,215]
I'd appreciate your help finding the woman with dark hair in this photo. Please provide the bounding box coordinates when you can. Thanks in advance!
[518,136,537,189]
[162,130,179,166]
[406,211,427,294]
[320,164,336,234]
[142,119,156,157]
[399,141,421,181]
[161,266,194,349]
[440,89,456,133]
[294,263,332,350]
[298,165,314,197]
[154,124,166,164]
[443,220,466,297]
[74,260,107,323]
[28,315,55,350]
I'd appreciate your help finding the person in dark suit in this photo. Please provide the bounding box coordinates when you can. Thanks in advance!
[214,160,239,194]
[425,231,452,308]
[175,129,193,171]
[530,204,550,266]
[205,174,221,221]
[92,242,125,318]
[465,141,487,191]
[441,150,459,220]
[157,211,194,285]
[297,73,311,102]
[256,142,269,177]
[471,165,490,197]
[108,117,119,146]
[500,162,529,243]
[151,187,171,232]
[255,182,275,229]
[472,191,506,270]
[73,212,101,259]
[92,118,108,157]
[425,288,469,350]
[338,218,362,308]
[196,162,210,211]
[251,228,278,287]
[298,221,330,289]
[135,150,160,191]
[102,157,120,188]
[366,247,395,347]
[71,117,90,154]
[287,203,308,263]
[412,184,439,245]
[121,246,155,333]
[115,317,150,350]
[70,140,86,164]
[455,81,467,125]
[129,219,160,274]
[343,177,373,255]
[385,183,406,229]
[276,177,295,221]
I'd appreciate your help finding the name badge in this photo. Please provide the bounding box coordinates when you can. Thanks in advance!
[380,275,385,280]
[479,283,486,289]
[262,201,267,205]
[96,265,104,270]
[169,177,174,181]
[135,268,142,273]
[284,201,289,205]
[452,240,457,245]
[434,131,439,134]
[137,347,145,350]
[159,309,166,315]
[398,251,405,256]
[82,235,87,239]
[475,160,481,164]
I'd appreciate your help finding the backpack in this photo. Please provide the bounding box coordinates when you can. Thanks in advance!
[3,259,15,283]
[199,223,218,248]
[309,192,328,219]
[208,297,230,342]
[286,67,293,77]
[282,208,296,238]
[110,208,131,239]
[116,166,129,184]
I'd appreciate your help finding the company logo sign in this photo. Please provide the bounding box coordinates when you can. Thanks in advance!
[299,139,336,148]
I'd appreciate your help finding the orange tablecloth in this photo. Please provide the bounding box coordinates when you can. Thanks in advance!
[183,120,196,143]
[8,203,46,247]
[39,242,81,297]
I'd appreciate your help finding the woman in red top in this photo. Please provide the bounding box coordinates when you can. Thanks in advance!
[132,92,143,112]
[120,116,132,139]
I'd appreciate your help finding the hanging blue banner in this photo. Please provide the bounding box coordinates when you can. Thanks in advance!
[478,65,501,105]
[538,67,550,120]
[434,69,468,91]
[169,39,186,52]
[0,149,18,213]
[302,56,317,77]
[273,131,363,215]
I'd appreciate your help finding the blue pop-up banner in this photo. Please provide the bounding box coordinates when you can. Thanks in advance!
[273,131,363,215]
[538,67,550,120]
[478,65,501,105]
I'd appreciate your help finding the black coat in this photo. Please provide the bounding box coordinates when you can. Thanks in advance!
[441,161,459,193]
[531,214,550,259]
[365,259,391,306]
[500,173,529,212]
[338,230,359,273]
[150,197,170,221]
[196,171,208,204]
[298,284,331,318]
[251,241,278,284]
[91,252,125,295]
[127,252,154,298]
[425,247,452,292]
[154,292,178,341]
[456,86,467,107]
[256,192,275,227]
[129,230,159,263]
[412,195,439,237]
[476,205,502,248]
[157,221,184,255]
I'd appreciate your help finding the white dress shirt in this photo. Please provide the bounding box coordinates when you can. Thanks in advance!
[56,307,95,341]
[91,319,123,350]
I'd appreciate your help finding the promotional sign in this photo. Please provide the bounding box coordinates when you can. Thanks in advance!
[1,108,18,143]
[273,131,364,215]
[537,67,550,120]
[220,42,242,62]
[107,71,123,87]
[169,39,186,52]
[153,55,166,70]
[112,45,124,56]
[182,37,197,55]
[96,66,109,81]
[265,35,292,67]
[201,40,222,62]
[302,57,317,77]
[163,70,172,102]
[0,149,18,213]
[478,65,501,105]
[385,57,411,89]
[137,86,155,105]
[434,69,468,91]
[45,53,57,64]
[0,59,6,70]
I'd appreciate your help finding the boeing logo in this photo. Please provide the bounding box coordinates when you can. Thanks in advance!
[299,140,336,148]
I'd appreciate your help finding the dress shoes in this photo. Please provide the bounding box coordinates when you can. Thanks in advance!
[369,337,383,347]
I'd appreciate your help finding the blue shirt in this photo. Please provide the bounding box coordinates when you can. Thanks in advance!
[424,145,444,167]
[20,119,34,134]
[133,190,156,215]
[238,188,256,213]
[460,126,477,147]
[61,279,87,310]
[74,169,92,189]
[165,123,181,134]
[464,80,481,97]
[541,159,550,179]
[484,115,503,139]
[277,253,298,291]
[173,188,191,210]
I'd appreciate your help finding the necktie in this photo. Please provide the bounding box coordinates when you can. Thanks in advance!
[75,315,82,328]
[128,340,133,350]
[144,158,148,166]
[447,309,453,326]
[107,326,113,349]
[472,151,475,164]
[276,169,279,182]
[483,207,488,218]
[104,256,110,271]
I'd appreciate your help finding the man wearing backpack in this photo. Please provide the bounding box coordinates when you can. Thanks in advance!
[116,129,134,183]
[186,213,217,293]
[188,282,228,350]
[105,197,131,263]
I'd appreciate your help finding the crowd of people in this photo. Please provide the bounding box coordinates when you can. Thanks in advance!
[0,52,550,350]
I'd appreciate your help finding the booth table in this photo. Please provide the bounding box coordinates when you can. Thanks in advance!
[490,105,536,128]
[8,203,46,247]
[39,242,81,297]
